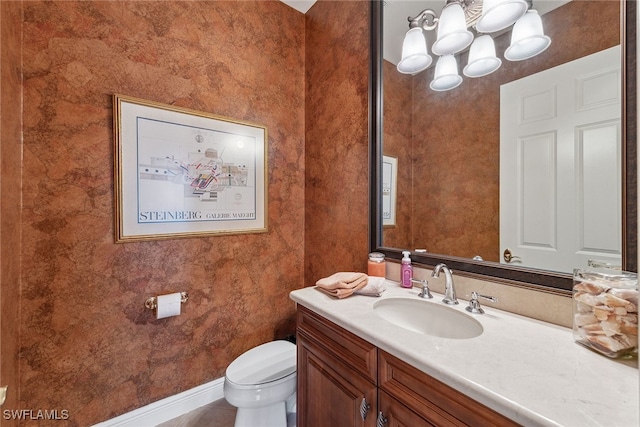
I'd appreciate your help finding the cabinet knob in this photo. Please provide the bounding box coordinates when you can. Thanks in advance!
[376,411,388,427]
[360,397,370,421]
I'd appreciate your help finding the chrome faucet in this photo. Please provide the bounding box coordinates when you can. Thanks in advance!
[432,263,458,305]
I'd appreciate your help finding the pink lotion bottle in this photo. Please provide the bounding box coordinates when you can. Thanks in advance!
[400,251,413,288]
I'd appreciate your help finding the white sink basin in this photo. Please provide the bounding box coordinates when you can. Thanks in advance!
[373,298,483,339]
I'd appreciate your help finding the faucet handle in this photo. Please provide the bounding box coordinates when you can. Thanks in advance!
[411,279,433,299]
[465,291,498,314]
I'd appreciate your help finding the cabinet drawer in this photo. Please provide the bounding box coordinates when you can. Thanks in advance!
[379,350,521,427]
[297,305,377,383]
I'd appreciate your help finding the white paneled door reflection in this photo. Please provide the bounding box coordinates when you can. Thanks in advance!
[500,45,622,274]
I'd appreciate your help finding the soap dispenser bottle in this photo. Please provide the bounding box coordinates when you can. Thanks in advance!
[401,251,413,288]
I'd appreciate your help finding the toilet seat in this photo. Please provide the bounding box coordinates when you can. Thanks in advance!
[225,340,296,386]
[224,340,297,426]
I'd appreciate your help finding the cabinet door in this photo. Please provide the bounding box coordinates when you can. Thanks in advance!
[297,331,377,427]
[378,390,437,427]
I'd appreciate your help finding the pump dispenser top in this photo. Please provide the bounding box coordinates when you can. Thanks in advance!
[401,251,413,288]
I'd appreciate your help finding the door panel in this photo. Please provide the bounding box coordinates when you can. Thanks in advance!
[500,45,622,273]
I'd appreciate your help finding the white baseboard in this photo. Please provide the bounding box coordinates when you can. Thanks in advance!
[93,377,225,427]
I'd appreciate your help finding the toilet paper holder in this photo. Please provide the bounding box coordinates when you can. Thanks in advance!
[145,292,189,310]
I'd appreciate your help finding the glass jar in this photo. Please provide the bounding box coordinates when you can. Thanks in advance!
[368,252,386,277]
[573,268,638,358]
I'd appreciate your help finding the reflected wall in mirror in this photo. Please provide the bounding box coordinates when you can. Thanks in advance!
[371,0,636,291]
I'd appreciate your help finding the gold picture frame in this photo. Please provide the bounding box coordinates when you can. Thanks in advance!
[113,94,268,242]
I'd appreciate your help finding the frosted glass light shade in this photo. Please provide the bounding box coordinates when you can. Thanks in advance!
[397,28,433,74]
[431,3,473,56]
[463,35,502,78]
[430,54,463,91]
[504,10,551,61]
[476,0,528,33]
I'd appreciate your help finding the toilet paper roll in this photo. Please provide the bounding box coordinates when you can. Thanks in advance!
[156,292,182,319]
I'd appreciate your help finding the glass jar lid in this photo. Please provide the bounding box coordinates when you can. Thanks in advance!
[368,252,385,262]
[574,268,638,289]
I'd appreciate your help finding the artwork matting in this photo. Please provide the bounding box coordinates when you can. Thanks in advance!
[382,155,397,227]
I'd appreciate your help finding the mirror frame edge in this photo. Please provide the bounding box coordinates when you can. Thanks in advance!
[369,0,383,259]
[623,0,637,274]
[369,0,637,294]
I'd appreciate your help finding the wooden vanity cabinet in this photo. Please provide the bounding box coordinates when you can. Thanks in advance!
[296,306,521,427]
[296,306,378,427]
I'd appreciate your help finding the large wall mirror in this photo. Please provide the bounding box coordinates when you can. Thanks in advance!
[369,0,637,292]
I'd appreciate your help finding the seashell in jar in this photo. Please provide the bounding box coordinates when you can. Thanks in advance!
[620,318,638,336]
[602,292,634,308]
[574,281,609,295]
[613,306,629,315]
[586,334,637,355]
[575,292,604,307]
[575,301,592,314]
[601,315,622,336]
[609,288,638,307]
[574,312,598,327]
[592,305,613,321]
[582,323,605,335]
[618,313,638,324]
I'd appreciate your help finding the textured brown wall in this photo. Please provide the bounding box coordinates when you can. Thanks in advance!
[381,59,413,250]
[11,1,306,425]
[1,1,24,422]
[407,1,620,261]
[304,0,370,284]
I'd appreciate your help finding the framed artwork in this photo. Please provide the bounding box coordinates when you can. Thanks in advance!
[113,94,268,242]
[382,155,397,227]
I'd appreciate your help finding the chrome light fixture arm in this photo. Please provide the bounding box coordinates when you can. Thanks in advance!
[408,9,439,31]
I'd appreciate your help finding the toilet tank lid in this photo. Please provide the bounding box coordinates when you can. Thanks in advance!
[226,340,296,385]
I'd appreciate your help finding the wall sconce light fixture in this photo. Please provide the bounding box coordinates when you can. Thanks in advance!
[397,0,551,91]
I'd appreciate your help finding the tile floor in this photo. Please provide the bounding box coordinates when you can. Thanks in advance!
[157,398,237,427]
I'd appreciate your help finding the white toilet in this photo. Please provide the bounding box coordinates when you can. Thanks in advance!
[223,340,297,427]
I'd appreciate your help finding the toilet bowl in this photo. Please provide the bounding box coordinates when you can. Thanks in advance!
[224,340,297,427]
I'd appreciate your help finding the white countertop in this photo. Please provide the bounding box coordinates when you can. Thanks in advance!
[290,282,639,427]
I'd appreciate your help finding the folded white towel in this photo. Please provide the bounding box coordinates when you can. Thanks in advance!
[355,276,387,297]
